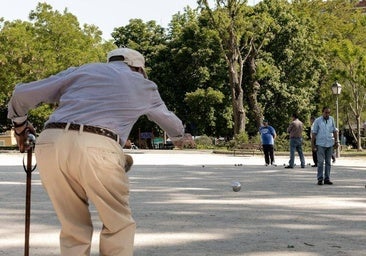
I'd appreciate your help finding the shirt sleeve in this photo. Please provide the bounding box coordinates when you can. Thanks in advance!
[271,127,276,137]
[7,67,78,121]
[312,119,319,134]
[145,90,185,140]
[287,123,292,133]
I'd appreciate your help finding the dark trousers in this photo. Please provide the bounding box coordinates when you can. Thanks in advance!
[262,144,275,165]
[312,150,318,166]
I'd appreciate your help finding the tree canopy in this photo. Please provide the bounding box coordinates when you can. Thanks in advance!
[1,1,365,149]
[0,3,114,130]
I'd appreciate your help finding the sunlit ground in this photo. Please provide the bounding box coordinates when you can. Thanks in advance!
[0,152,365,255]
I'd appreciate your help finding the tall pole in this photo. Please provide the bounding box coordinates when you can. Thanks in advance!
[336,94,340,157]
[332,81,342,158]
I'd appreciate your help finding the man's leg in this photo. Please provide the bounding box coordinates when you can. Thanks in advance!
[324,147,333,181]
[80,135,135,256]
[312,150,318,167]
[296,139,305,167]
[35,130,93,256]
[269,145,275,164]
[288,139,295,167]
[316,146,325,183]
[263,145,270,165]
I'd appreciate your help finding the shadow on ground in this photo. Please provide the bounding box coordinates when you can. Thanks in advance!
[1,163,365,256]
[130,164,366,256]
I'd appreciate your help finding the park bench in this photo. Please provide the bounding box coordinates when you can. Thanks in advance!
[233,143,262,156]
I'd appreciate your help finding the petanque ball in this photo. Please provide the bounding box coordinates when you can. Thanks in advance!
[231,181,241,192]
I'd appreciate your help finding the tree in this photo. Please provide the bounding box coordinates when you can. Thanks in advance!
[111,9,233,138]
[185,87,225,136]
[112,19,175,143]
[0,20,37,107]
[253,0,325,134]
[297,0,366,150]
[198,0,251,135]
[161,8,232,136]
[111,18,167,70]
[333,40,366,151]
[330,4,366,151]
[199,0,326,136]
[0,3,114,130]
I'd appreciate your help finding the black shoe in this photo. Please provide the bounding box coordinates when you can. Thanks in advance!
[324,180,333,185]
[301,166,305,168]
[285,166,293,169]
[311,165,317,167]
[317,180,323,185]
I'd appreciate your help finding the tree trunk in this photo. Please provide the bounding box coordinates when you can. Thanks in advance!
[245,53,263,129]
[229,63,245,135]
[347,114,363,151]
[199,0,247,136]
[356,115,363,151]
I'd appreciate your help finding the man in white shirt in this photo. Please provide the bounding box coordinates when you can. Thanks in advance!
[311,107,338,185]
[8,48,187,256]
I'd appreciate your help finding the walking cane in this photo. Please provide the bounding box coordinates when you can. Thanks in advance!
[23,133,37,256]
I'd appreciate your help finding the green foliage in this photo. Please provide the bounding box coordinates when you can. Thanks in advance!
[28,104,55,132]
[111,18,167,68]
[184,87,226,135]
[227,131,265,150]
[0,3,114,127]
[250,134,262,144]
[234,131,249,144]
[1,0,366,142]
[249,0,324,135]
[194,134,214,149]
[273,132,289,152]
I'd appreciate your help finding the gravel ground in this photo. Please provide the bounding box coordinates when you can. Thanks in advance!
[0,150,365,256]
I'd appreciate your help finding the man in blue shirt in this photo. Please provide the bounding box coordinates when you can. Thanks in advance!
[311,107,339,185]
[259,119,277,166]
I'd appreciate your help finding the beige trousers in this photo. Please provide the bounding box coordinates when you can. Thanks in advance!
[35,128,135,256]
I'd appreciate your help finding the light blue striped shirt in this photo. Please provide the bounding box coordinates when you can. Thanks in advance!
[8,61,185,145]
[312,116,337,147]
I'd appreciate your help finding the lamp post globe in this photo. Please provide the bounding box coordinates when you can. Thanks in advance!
[331,81,342,95]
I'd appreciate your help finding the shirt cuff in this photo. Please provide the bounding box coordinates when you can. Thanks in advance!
[12,116,27,125]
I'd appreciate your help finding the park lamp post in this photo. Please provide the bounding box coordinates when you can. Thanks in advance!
[331,81,342,158]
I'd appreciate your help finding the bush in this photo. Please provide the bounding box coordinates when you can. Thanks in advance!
[274,133,289,151]
[228,132,250,149]
[194,135,213,149]
[274,132,312,151]
[235,132,249,144]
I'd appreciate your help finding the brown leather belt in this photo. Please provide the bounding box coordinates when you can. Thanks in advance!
[44,123,119,143]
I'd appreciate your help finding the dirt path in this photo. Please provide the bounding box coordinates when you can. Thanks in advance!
[0,151,365,255]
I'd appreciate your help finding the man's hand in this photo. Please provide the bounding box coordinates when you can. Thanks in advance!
[124,154,133,172]
[311,144,317,152]
[13,121,36,153]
